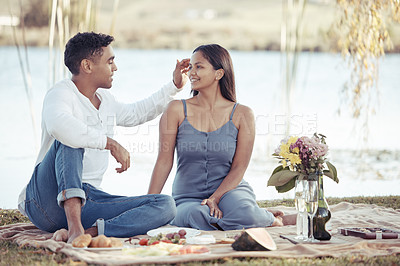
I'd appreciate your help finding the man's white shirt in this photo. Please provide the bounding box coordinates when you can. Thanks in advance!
[18,79,181,215]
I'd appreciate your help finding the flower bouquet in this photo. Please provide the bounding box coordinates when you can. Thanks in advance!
[267,133,339,193]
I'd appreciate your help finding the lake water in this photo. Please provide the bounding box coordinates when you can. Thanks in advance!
[0,47,399,209]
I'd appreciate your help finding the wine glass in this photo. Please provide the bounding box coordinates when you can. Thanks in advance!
[294,179,307,240]
[305,180,320,243]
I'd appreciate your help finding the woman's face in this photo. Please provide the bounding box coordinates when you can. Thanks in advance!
[188,51,219,91]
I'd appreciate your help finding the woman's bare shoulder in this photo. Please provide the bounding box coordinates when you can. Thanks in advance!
[234,103,255,118]
[164,100,183,113]
[163,100,186,123]
[231,103,255,131]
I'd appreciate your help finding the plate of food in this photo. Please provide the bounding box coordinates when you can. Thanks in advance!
[123,242,210,256]
[146,227,200,238]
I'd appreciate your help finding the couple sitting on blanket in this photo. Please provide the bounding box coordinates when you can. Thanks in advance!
[18,32,294,244]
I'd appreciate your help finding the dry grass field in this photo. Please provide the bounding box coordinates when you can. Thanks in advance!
[1,0,399,51]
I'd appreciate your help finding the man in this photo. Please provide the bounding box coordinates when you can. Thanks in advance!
[17,32,189,243]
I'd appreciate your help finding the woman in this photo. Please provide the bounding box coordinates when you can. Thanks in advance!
[148,44,289,230]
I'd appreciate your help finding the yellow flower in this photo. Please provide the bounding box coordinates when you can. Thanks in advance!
[279,144,290,157]
[292,147,299,154]
[288,136,298,145]
[288,154,301,165]
[281,159,287,168]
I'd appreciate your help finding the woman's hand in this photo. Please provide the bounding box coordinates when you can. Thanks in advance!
[173,59,190,89]
[201,198,223,219]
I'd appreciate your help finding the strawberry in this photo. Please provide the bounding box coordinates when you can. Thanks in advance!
[138,238,149,246]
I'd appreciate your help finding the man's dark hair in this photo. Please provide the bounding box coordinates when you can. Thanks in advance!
[64,32,114,75]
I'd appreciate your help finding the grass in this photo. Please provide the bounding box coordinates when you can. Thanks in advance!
[1,196,399,265]
[0,209,30,227]
[258,195,400,209]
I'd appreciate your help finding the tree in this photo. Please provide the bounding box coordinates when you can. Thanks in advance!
[332,0,400,143]
[23,0,49,28]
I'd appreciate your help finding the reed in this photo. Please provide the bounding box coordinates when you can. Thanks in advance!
[46,0,120,87]
[48,0,100,87]
[110,0,119,35]
[280,0,307,135]
[7,0,38,151]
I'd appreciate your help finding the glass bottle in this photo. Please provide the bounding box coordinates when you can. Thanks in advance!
[313,172,332,240]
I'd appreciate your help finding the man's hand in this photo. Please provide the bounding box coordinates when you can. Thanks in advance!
[105,137,130,173]
[173,58,190,89]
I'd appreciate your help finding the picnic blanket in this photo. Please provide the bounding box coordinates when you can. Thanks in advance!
[1,202,400,265]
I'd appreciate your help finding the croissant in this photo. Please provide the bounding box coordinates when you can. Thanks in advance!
[72,234,92,248]
[89,235,112,248]
[110,237,123,247]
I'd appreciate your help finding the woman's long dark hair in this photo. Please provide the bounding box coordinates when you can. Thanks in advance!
[192,44,236,102]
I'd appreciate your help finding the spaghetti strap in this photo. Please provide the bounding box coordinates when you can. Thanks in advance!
[181,99,187,117]
[229,103,238,120]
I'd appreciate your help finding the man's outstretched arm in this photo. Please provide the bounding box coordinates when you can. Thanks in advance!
[115,59,190,127]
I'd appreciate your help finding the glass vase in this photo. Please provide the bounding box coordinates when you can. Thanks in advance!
[294,179,307,240]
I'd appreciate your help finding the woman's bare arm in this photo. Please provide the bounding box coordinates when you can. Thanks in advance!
[147,101,182,194]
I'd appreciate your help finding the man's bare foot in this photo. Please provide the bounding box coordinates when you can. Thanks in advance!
[67,231,84,244]
[51,228,68,242]
[67,226,85,244]
[51,226,97,243]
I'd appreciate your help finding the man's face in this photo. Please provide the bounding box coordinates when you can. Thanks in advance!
[91,45,117,89]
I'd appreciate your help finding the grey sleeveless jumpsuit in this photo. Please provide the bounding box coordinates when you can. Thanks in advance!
[170,100,274,230]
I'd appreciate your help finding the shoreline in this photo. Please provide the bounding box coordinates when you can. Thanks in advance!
[2,38,400,54]
[2,27,400,53]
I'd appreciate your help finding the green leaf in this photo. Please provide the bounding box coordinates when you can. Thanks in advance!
[268,169,299,187]
[324,161,339,183]
[271,165,284,176]
[276,177,296,193]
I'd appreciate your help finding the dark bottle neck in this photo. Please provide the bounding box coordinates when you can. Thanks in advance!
[317,172,329,209]
[318,173,325,200]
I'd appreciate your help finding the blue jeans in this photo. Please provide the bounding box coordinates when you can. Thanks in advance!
[24,140,176,237]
